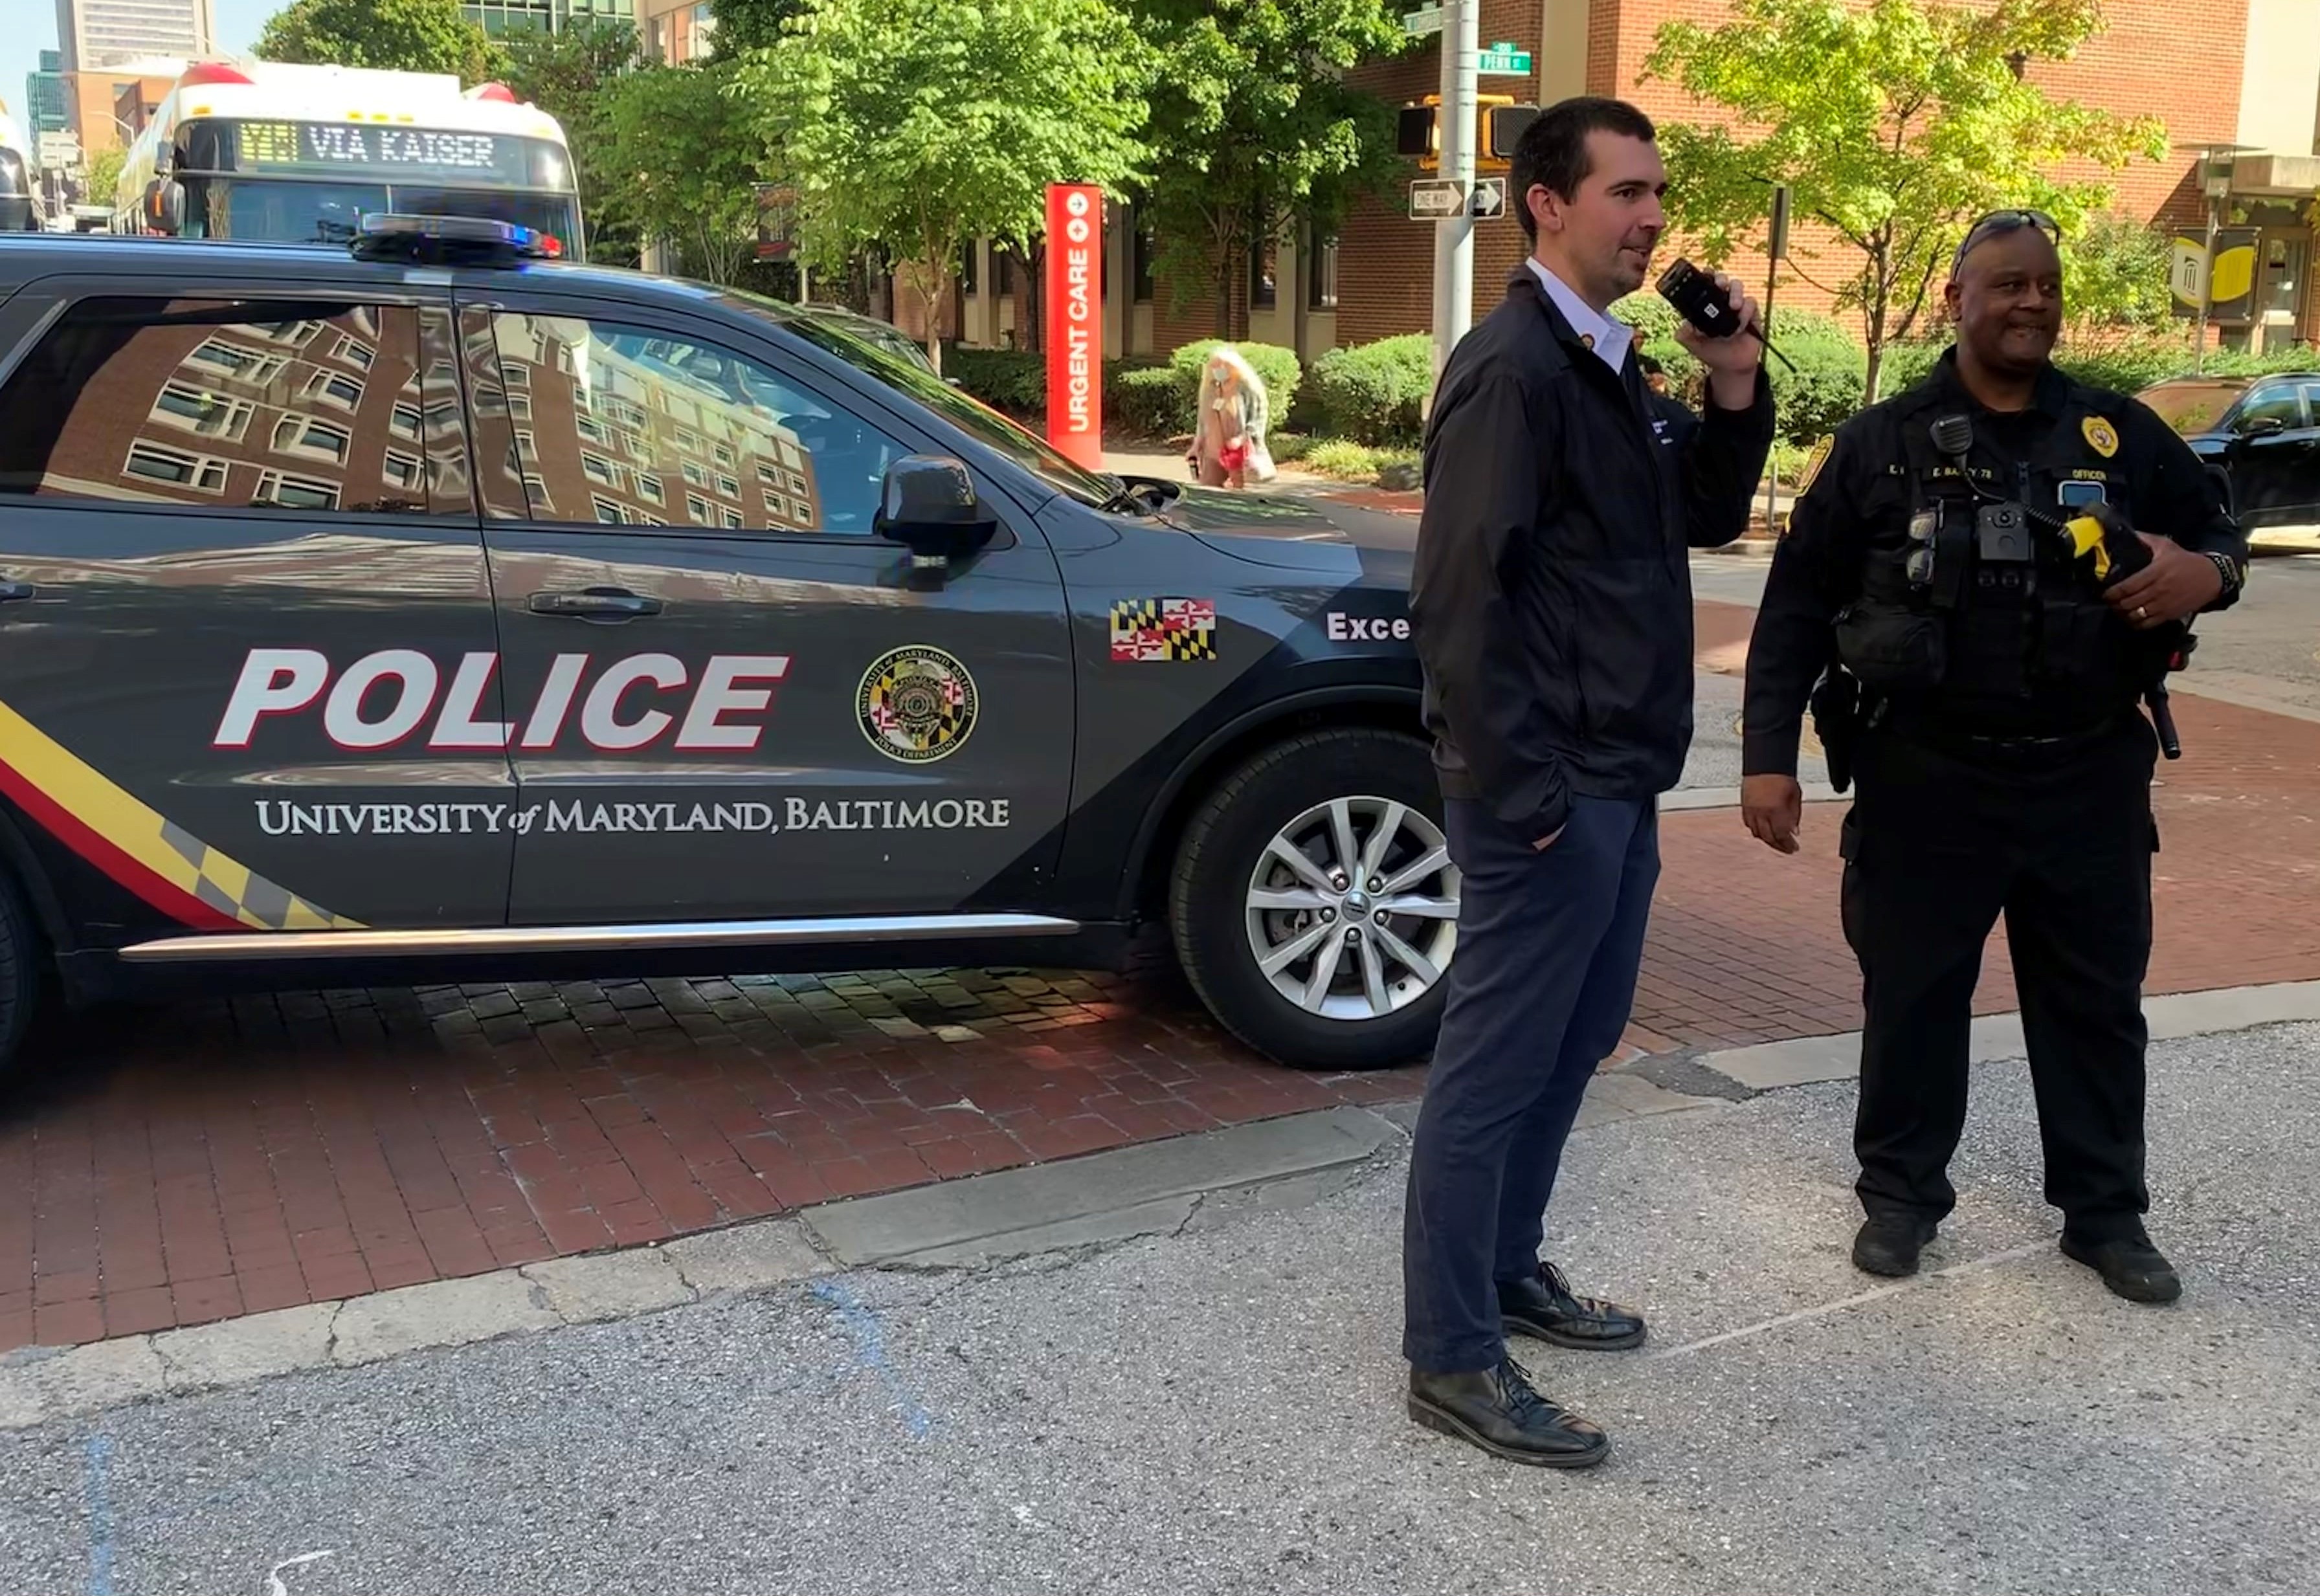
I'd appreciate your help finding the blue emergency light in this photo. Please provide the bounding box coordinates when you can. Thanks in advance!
[350,213,565,265]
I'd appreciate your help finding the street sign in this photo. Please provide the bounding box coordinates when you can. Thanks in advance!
[1469,177,1505,219]
[1402,5,1443,34]
[1409,178,1467,220]
[1477,40,1532,73]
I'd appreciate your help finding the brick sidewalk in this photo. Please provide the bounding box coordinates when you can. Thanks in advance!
[5,599,2314,1353]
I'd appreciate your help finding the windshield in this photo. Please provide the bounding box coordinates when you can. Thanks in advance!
[181,177,581,254]
[719,287,1119,507]
[2139,381,2246,437]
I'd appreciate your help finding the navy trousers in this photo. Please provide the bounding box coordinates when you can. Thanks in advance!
[1401,792,1661,1373]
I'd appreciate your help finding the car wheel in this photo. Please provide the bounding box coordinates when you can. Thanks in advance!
[1169,728,1458,1070]
[0,872,38,1081]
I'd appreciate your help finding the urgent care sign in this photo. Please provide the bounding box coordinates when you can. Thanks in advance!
[1045,183,1103,469]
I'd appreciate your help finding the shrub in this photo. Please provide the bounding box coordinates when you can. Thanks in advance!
[1874,333,2316,411]
[1107,364,1185,439]
[1302,439,1421,483]
[1612,291,1703,395]
[1763,307,1868,447]
[1306,333,1435,445]
[941,346,1045,416]
[1168,340,1302,425]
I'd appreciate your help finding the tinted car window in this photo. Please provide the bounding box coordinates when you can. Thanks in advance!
[484,311,904,535]
[716,287,1122,509]
[0,297,460,516]
[2235,384,2306,432]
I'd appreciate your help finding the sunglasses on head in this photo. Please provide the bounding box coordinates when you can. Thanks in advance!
[1950,209,2063,276]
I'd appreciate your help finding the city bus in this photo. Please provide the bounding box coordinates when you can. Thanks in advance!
[0,96,39,232]
[115,60,583,257]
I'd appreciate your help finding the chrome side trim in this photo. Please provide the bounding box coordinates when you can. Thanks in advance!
[117,913,1083,964]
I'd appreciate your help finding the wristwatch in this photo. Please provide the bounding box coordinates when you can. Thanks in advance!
[2202,549,2247,604]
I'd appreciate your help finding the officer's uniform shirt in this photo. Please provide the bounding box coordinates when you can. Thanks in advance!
[1742,349,2246,776]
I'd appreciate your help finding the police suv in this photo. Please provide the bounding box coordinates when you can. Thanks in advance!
[0,217,1445,1077]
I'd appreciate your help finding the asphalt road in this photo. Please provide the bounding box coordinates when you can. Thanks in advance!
[3,1022,2313,1595]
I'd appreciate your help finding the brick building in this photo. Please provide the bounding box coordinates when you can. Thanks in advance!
[946,0,2320,366]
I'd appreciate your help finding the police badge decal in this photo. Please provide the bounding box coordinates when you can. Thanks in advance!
[858,645,978,764]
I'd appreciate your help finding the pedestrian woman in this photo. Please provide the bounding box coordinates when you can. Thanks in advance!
[1187,345,1273,488]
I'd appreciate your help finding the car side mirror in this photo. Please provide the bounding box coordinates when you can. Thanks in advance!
[2238,414,2288,439]
[874,454,997,568]
[142,177,184,236]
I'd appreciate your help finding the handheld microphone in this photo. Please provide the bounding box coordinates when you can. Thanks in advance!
[1655,258,1794,372]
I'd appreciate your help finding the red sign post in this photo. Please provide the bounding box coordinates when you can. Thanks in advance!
[1044,183,1104,469]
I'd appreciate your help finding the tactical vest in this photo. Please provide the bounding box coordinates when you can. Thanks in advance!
[1833,379,2150,733]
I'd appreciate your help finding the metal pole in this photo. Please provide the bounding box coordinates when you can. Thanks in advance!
[1760,254,1779,533]
[2194,199,2216,376]
[1430,0,1478,385]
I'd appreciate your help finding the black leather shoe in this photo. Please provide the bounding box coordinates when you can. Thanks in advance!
[1499,1262,1647,1350]
[1407,1358,1611,1469]
[1853,1214,1938,1277]
[2060,1229,2182,1303]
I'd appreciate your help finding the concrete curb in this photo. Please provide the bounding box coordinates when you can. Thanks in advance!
[1660,782,1845,812]
[0,1064,1724,1433]
[11,984,2306,1431]
[1693,979,2320,1093]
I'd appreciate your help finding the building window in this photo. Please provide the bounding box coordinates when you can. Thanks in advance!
[1309,234,1339,311]
[717,473,741,498]
[682,460,708,487]
[273,416,352,464]
[253,471,342,511]
[383,451,423,490]
[306,370,366,410]
[581,452,618,485]
[592,495,628,524]
[1251,232,1278,311]
[150,384,252,440]
[124,443,229,493]
[686,492,713,524]
[1133,216,1155,304]
[637,472,665,505]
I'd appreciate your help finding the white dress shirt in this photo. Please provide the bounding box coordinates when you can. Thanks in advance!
[1526,258,1633,377]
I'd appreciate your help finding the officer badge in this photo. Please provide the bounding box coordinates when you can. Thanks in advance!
[2082,415,2120,459]
[858,645,978,764]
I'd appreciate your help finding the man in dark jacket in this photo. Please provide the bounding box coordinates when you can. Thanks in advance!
[1402,95,1775,1469]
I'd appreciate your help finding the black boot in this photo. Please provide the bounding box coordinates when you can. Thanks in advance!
[1407,1357,1611,1469]
[1852,1214,1938,1277]
[1499,1262,1647,1350]
[2060,1228,2181,1303]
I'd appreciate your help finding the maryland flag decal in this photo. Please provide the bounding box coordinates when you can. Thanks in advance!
[1110,597,1218,662]
[0,694,361,933]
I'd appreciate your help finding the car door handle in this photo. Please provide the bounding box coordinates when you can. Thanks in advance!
[0,581,34,603]
[528,587,663,620]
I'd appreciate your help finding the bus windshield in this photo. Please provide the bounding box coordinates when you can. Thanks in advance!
[180,176,581,249]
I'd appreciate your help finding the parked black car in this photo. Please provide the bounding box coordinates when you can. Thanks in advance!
[2138,371,2320,530]
[0,217,1445,1079]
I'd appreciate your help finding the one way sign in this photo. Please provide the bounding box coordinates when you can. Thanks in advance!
[1408,179,1466,219]
[1469,177,1506,219]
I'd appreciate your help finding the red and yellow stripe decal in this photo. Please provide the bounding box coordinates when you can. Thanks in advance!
[0,697,362,933]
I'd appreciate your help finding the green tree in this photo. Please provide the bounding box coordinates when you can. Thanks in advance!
[84,147,128,209]
[2061,210,2174,343]
[1643,0,2167,401]
[742,0,1154,372]
[501,19,646,263]
[1131,0,1410,335]
[599,61,768,285]
[708,0,807,56]
[255,0,506,83]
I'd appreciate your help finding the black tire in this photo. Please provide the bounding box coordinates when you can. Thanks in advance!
[1168,727,1456,1070]
[0,872,38,1081]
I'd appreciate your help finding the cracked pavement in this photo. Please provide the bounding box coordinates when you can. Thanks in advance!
[0,1022,2314,1593]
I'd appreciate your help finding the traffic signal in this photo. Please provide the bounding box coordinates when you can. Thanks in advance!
[1398,96,1540,173]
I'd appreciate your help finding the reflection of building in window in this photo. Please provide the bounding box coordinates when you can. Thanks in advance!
[0,299,456,521]
[274,417,352,463]
[686,491,712,524]
[151,384,254,440]
[125,442,229,493]
[594,495,628,524]
[637,473,665,505]
[717,473,740,499]
[254,471,342,511]
[681,460,708,487]
[582,452,618,486]
[306,370,366,410]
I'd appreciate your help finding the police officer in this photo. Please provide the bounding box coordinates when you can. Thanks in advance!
[1738,210,2248,1303]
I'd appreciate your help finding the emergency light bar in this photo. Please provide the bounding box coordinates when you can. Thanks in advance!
[350,212,564,265]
